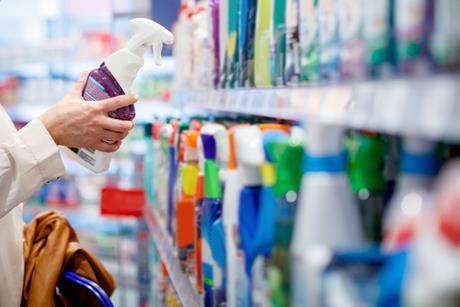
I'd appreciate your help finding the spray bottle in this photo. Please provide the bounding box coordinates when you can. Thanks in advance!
[404,161,460,307]
[383,138,440,252]
[176,130,199,274]
[233,126,264,306]
[268,131,304,307]
[195,132,206,295]
[346,131,387,243]
[200,124,229,307]
[291,122,365,307]
[71,18,174,173]
[251,127,291,306]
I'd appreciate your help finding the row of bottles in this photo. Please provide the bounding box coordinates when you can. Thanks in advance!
[174,0,460,90]
[143,115,460,307]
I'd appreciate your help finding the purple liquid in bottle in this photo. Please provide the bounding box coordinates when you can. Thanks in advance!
[82,63,136,121]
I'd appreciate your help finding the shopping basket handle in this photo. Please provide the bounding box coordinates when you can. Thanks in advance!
[62,270,114,307]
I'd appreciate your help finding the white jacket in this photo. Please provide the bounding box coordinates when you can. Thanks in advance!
[0,106,64,307]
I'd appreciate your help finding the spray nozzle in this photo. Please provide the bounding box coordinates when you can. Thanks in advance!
[127,18,175,65]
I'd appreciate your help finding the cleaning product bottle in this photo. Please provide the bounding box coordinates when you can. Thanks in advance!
[299,0,321,82]
[152,121,163,208]
[233,125,265,307]
[383,138,440,252]
[318,0,341,80]
[195,132,206,295]
[223,126,244,307]
[167,119,180,235]
[219,0,229,87]
[71,18,174,173]
[395,0,434,74]
[176,130,199,274]
[252,127,291,306]
[200,123,228,307]
[430,0,460,71]
[239,0,258,87]
[210,0,221,88]
[226,0,241,88]
[268,132,304,307]
[285,0,301,84]
[363,0,393,77]
[338,0,366,79]
[404,161,460,307]
[346,131,386,243]
[291,122,365,307]
[143,123,154,205]
[272,0,287,86]
[254,0,273,87]
[158,122,175,220]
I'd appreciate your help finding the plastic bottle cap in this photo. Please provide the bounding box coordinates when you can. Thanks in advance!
[259,123,291,133]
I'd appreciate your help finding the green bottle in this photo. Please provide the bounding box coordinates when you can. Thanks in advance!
[272,0,287,86]
[268,138,304,307]
[346,132,386,243]
[299,0,321,82]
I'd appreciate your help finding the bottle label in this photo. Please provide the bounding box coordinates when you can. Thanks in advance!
[69,76,112,167]
[83,76,111,101]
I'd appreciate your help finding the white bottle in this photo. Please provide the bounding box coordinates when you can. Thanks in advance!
[233,126,265,307]
[404,161,460,307]
[290,122,365,307]
[383,138,439,252]
[223,127,242,307]
[70,18,174,173]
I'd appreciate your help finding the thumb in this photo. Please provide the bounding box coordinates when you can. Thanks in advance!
[71,71,90,96]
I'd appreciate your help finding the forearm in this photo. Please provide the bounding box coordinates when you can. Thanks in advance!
[0,119,65,218]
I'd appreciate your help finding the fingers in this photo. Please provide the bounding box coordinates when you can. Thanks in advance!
[100,117,134,133]
[97,94,138,112]
[72,71,90,95]
[92,140,122,153]
[100,129,129,142]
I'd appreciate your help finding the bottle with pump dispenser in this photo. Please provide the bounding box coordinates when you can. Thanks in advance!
[291,122,365,307]
[71,18,174,173]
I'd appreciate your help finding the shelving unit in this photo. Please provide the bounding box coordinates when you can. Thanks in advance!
[175,75,460,141]
[144,207,202,307]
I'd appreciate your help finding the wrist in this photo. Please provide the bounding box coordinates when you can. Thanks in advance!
[39,112,62,146]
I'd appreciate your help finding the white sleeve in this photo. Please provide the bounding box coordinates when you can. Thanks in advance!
[0,118,65,218]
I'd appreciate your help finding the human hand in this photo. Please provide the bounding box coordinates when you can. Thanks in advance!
[39,72,138,152]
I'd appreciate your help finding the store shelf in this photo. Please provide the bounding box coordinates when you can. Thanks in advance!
[144,207,202,307]
[175,75,460,142]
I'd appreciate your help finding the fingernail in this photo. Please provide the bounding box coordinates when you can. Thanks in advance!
[133,94,139,101]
